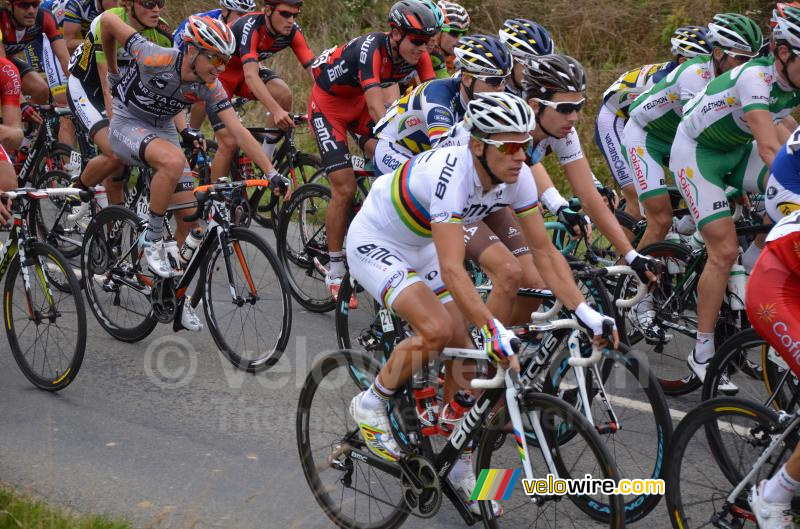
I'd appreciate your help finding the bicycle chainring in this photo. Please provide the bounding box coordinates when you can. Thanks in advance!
[399,455,441,518]
[150,277,177,323]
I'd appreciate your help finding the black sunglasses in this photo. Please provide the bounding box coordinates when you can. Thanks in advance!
[137,0,164,9]
[534,97,586,114]
[277,9,300,19]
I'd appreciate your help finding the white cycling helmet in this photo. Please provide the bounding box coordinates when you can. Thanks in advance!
[465,92,535,136]
[183,15,236,57]
[773,5,800,51]
[221,0,255,13]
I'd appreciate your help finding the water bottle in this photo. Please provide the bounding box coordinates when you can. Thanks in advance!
[178,228,203,267]
[664,232,685,274]
[94,185,108,209]
[413,387,439,436]
[726,263,747,311]
[689,229,705,251]
[438,389,475,437]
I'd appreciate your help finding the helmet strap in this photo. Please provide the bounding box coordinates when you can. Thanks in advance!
[130,5,148,30]
[264,6,278,36]
[534,106,558,139]
[477,148,503,186]
[777,52,800,90]
[463,75,477,101]
[188,44,201,78]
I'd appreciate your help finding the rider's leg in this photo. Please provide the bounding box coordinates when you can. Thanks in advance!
[189,101,207,130]
[262,77,292,160]
[210,125,235,182]
[143,138,187,239]
[21,71,49,104]
[78,127,125,204]
[621,184,642,219]
[54,89,76,148]
[469,231,522,324]
[326,166,356,278]
[637,193,673,249]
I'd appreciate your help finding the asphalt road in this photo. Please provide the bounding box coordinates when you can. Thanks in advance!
[0,232,710,529]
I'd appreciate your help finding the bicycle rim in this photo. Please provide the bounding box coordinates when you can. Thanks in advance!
[5,242,86,390]
[203,227,291,372]
[296,349,408,529]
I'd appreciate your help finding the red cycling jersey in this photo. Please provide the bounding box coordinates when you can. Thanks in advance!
[747,211,800,377]
[0,57,20,106]
[312,32,435,98]
[0,8,62,56]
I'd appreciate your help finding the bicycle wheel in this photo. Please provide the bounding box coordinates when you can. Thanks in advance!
[255,151,322,232]
[541,342,672,522]
[615,240,701,395]
[276,183,336,313]
[704,328,800,411]
[297,348,408,529]
[81,205,158,342]
[4,241,86,391]
[202,226,292,372]
[30,169,87,259]
[335,272,383,354]
[476,392,624,528]
[665,397,798,529]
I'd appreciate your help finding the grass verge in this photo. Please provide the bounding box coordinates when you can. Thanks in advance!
[0,486,132,529]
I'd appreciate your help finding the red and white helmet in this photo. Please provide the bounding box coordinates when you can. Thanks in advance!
[183,15,236,57]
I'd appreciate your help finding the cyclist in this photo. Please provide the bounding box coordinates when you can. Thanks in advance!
[62,0,120,52]
[623,15,760,251]
[208,0,315,182]
[430,0,468,78]
[767,126,800,220]
[670,7,800,387]
[745,209,800,528]
[67,0,172,208]
[0,56,22,220]
[347,91,617,512]
[98,13,286,287]
[171,0,254,129]
[0,0,69,110]
[595,26,706,219]
[310,0,438,302]
[498,18,553,97]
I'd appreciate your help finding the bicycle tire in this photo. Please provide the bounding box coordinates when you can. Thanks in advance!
[541,343,672,522]
[276,183,336,313]
[254,151,323,232]
[29,169,86,259]
[5,241,86,391]
[665,397,789,529]
[615,240,702,395]
[201,226,292,372]
[297,348,408,529]
[80,205,158,342]
[335,272,384,355]
[476,392,625,528]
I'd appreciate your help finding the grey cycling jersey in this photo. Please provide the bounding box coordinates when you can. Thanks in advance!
[112,32,231,127]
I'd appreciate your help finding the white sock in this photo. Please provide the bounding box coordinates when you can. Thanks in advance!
[675,215,696,235]
[763,465,800,504]
[360,375,394,410]
[635,292,654,315]
[261,134,279,161]
[329,251,346,278]
[693,332,715,363]
[741,243,762,274]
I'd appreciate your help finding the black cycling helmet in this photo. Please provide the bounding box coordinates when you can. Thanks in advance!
[389,0,440,37]
[499,19,554,61]
[522,53,587,99]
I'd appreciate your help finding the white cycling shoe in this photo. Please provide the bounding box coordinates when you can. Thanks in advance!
[138,232,179,278]
[687,350,739,395]
[451,454,502,517]
[749,480,793,529]
[181,297,203,332]
[349,391,400,462]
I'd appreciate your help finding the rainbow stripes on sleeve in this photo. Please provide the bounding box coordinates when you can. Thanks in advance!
[469,469,521,501]
[514,201,539,218]
[390,159,432,237]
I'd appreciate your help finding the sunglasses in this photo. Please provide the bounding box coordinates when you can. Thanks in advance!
[13,1,39,9]
[723,49,757,61]
[534,97,586,114]
[137,0,164,9]
[442,28,466,37]
[277,9,300,19]
[471,73,509,87]
[480,136,532,155]
[406,35,431,47]
[203,51,229,67]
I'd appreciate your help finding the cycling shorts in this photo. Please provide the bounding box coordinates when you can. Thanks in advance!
[308,85,373,173]
[595,104,633,188]
[18,37,67,96]
[747,240,800,379]
[765,173,800,222]
[620,119,670,201]
[66,75,108,140]
[209,66,281,132]
[346,212,453,310]
[108,109,195,193]
[670,123,767,230]
[463,207,530,260]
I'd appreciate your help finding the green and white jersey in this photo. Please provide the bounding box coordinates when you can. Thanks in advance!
[629,55,714,143]
[681,55,800,150]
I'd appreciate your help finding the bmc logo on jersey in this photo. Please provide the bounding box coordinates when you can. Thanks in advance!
[359,34,376,64]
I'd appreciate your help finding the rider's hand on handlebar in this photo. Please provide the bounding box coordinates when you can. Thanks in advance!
[271,108,294,131]
[180,127,206,151]
[575,302,619,349]
[266,170,290,199]
[481,318,520,373]
[626,250,661,288]
[557,204,588,238]
[20,103,42,125]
